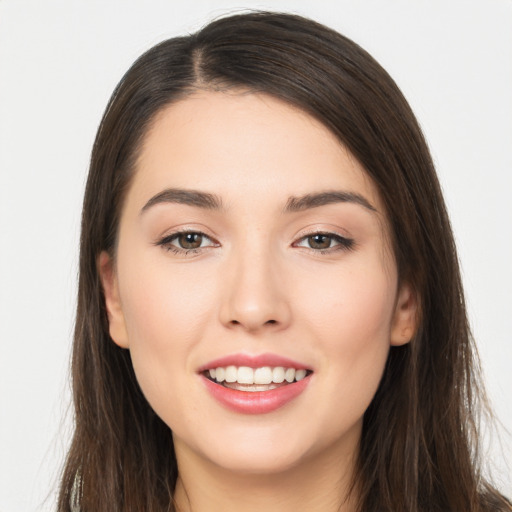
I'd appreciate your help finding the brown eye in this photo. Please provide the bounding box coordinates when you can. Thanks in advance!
[157,230,218,254]
[177,232,204,249]
[294,232,355,252]
[307,234,332,249]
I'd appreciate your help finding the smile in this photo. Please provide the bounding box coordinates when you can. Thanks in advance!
[199,355,313,414]
[204,366,310,392]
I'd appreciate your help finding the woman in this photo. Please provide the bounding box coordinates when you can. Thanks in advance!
[58,11,511,512]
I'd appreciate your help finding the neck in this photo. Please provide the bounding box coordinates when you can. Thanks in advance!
[173,435,360,512]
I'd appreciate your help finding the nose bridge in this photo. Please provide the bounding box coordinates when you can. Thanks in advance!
[219,233,290,331]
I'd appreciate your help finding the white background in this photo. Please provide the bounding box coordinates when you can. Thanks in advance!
[0,1,511,511]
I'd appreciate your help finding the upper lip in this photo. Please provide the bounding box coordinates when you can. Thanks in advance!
[198,353,312,372]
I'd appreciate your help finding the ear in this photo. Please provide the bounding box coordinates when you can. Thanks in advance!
[98,251,130,349]
[390,281,418,346]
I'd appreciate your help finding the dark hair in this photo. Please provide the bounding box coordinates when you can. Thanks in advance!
[58,11,510,512]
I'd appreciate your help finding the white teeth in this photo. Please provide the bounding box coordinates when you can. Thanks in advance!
[206,365,310,385]
[216,367,226,382]
[254,366,273,384]
[272,367,285,383]
[237,366,254,384]
[225,365,237,383]
[295,369,307,381]
[285,368,296,383]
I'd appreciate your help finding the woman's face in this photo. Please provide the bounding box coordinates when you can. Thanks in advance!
[100,91,416,475]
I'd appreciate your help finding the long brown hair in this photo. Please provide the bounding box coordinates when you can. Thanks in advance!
[58,11,510,512]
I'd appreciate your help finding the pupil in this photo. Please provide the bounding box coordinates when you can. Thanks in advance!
[309,234,331,249]
[179,233,202,249]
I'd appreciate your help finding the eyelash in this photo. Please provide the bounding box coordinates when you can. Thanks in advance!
[293,231,355,254]
[156,230,219,255]
[156,230,355,256]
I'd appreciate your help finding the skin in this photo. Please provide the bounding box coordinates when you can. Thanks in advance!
[99,91,417,512]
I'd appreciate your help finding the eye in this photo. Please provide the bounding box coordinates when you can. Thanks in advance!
[294,232,354,252]
[157,230,218,253]
[173,232,207,250]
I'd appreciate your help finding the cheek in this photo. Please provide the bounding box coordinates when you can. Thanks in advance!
[297,259,395,405]
[116,250,217,413]
[300,258,396,343]
[119,244,217,340]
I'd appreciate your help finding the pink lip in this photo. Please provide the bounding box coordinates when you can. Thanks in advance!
[201,374,311,415]
[198,353,313,414]
[198,353,311,372]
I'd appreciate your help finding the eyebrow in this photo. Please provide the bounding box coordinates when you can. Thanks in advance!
[140,188,377,216]
[140,188,224,214]
[284,191,377,213]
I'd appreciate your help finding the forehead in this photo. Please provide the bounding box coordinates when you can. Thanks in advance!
[129,90,385,216]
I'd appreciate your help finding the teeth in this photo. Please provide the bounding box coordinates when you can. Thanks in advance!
[285,368,295,383]
[237,366,254,384]
[272,367,285,383]
[254,366,273,384]
[225,365,237,383]
[295,369,307,381]
[216,367,225,382]
[205,366,310,386]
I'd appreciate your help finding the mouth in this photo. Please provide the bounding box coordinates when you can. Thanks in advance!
[202,366,313,392]
[198,354,314,413]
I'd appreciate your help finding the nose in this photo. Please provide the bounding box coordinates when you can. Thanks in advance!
[218,246,292,333]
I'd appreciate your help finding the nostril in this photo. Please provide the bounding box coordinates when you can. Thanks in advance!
[228,319,277,328]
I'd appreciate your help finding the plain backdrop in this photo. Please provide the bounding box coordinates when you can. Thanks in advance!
[0,1,511,511]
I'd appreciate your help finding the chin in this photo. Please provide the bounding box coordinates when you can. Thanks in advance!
[175,418,353,478]
[206,443,310,476]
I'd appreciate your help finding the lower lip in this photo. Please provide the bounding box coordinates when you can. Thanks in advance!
[201,375,311,414]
